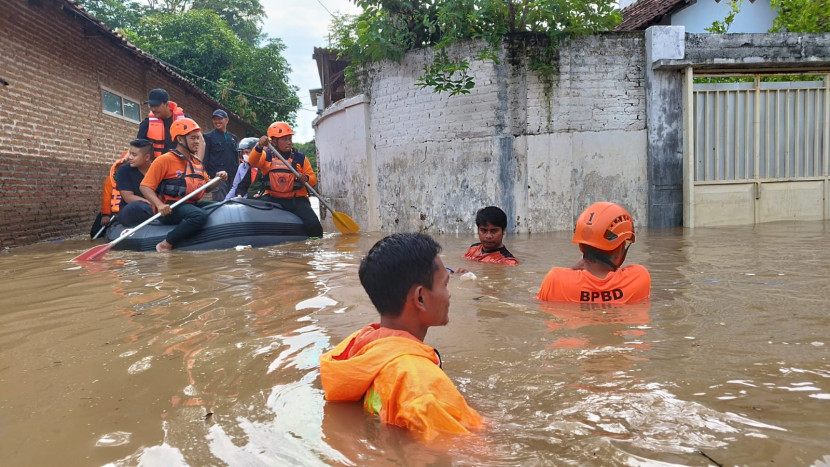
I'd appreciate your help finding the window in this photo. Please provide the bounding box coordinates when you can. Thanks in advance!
[101,88,141,122]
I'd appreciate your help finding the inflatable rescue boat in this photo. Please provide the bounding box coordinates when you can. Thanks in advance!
[106,198,308,251]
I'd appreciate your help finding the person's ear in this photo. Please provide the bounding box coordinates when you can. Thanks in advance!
[411,285,426,310]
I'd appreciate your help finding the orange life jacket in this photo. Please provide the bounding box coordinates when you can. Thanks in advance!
[462,243,519,266]
[156,150,207,203]
[147,102,186,158]
[102,150,130,215]
[320,324,483,440]
[262,150,306,198]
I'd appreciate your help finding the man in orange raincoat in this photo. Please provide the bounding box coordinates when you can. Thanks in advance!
[320,233,483,440]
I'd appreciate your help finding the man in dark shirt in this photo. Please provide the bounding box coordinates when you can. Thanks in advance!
[202,109,239,200]
[136,88,189,158]
[115,139,155,227]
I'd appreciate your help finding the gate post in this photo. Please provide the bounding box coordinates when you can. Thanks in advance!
[645,26,686,227]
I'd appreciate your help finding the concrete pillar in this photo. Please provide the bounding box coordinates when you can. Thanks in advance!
[645,26,685,227]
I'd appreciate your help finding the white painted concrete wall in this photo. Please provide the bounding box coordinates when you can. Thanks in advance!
[315,35,648,234]
[671,0,777,33]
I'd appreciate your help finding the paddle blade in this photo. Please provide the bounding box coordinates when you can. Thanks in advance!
[332,211,360,234]
[72,242,114,262]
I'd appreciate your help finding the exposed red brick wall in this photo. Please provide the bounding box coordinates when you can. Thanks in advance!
[0,0,256,249]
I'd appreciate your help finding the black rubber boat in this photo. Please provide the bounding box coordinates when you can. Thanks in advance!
[105,198,308,251]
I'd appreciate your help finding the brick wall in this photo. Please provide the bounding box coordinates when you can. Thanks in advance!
[0,0,253,249]
[318,33,648,234]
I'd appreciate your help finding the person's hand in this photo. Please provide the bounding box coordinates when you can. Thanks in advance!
[454,267,468,275]
[156,203,172,216]
[257,135,269,150]
[217,171,228,182]
[298,173,309,184]
[101,215,111,226]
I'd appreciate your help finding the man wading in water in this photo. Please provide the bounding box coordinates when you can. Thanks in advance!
[537,201,650,304]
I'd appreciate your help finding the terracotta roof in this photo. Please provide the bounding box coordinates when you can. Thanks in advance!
[616,0,690,31]
[57,0,261,133]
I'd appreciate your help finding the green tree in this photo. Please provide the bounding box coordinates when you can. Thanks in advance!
[770,0,830,32]
[706,0,743,33]
[191,0,265,45]
[124,10,300,130]
[331,0,621,96]
[77,0,147,30]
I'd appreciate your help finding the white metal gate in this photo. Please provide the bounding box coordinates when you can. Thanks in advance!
[683,71,830,227]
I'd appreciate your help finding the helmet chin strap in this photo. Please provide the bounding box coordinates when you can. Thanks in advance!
[178,135,195,155]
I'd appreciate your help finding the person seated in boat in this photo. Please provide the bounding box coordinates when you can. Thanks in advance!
[90,149,130,238]
[320,233,483,440]
[460,206,519,267]
[248,122,323,238]
[536,201,650,304]
[113,139,156,227]
[139,118,227,252]
[224,137,259,200]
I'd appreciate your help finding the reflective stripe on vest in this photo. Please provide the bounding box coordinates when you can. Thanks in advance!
[147,105,186,158]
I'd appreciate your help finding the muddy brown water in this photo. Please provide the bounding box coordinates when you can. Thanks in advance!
[1,223,829,466]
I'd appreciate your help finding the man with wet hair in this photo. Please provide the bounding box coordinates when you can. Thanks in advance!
[113,139,155,227]
[537,201,650,304]
[320,233,483,440]
[461,206,519,267]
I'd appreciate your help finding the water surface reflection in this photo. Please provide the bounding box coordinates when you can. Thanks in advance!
[0,222,828,465]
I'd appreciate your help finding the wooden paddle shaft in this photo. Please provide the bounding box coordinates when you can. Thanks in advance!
[266,143,339,216]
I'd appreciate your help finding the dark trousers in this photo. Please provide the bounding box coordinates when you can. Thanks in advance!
[118,201,154,227]
[159,200,213,246]
[261,195,323,238]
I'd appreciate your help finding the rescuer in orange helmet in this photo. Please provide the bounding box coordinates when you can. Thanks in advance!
[248,122,323,238]
[139,118,227,252]
[536,202,650,304]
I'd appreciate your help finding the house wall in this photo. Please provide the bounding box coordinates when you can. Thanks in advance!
[315,34,648,234]
[0,0,250,249]
[671,0,777,33]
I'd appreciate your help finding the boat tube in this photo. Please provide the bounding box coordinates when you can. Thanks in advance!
[106,198,308,251]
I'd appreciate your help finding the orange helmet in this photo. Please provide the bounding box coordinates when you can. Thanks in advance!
[572,202,635,253]
[267,122,294,138]
[169,118,201,139]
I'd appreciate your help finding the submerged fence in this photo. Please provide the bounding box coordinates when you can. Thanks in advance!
[692,76,830,183]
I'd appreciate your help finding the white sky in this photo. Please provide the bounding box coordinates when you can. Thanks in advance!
[260,0,362,143]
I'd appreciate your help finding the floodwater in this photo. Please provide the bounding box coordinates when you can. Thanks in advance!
[1,222,829,466]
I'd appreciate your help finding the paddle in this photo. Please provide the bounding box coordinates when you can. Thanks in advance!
[266,142,359,234]
[72,177,221,262]
[91,215,116,240]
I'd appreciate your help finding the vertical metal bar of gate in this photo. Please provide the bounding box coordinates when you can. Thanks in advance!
[784,89,790,177]
[704,91,709,181]
[754,76,761,222]
[824,74,830,219]
[715,91,720,181]
[683,67,695,227]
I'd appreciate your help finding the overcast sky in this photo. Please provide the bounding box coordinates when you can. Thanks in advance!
[260,0,361,143]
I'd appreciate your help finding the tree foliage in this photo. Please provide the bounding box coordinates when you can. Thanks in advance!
[770,0,830,33]
[705,0,742,33]
[191,0,265,45]
[331,0,621,95]
[77,0,300,132]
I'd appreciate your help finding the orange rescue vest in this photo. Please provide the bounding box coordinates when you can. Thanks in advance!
[156,150,208,203]
[103,150,130,215]
[263,151,304,198]
[147,103,186,158]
